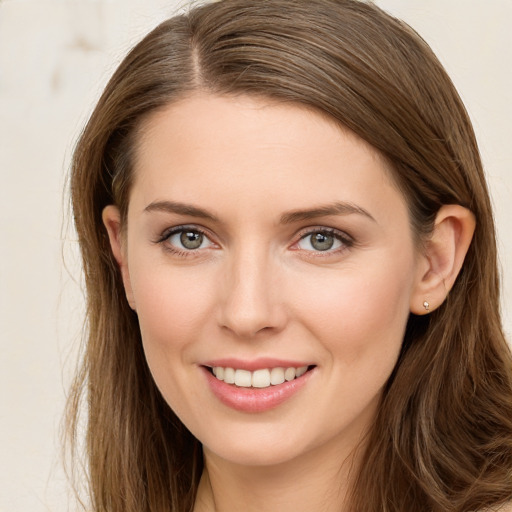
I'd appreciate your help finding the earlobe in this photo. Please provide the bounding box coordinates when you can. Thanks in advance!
[410,205,475,315]
[102,205,136,310]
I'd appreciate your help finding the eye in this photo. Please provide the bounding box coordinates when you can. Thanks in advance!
[162,227,215,251]
[296,229,350,252]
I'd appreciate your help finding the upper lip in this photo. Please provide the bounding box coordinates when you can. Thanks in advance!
[202,358,314,372]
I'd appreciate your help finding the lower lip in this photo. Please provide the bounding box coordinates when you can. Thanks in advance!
[202,367,314,413]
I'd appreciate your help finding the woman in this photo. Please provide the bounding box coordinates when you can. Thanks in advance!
[67,0,512,510]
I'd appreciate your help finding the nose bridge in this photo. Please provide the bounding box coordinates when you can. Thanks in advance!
[219,240,283,337]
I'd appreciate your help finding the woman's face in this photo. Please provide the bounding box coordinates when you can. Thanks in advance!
[106,93,426,467]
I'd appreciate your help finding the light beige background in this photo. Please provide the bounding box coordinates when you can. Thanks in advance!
[1,1,510,510]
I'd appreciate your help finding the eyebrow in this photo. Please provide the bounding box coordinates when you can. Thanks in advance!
[279,202,376,224]
[144,199,375,224]
[144,200,219,221]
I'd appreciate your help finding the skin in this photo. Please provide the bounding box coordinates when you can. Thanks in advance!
[103,93,475,512]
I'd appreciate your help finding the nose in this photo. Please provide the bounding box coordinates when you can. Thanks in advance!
[217,245,286,339]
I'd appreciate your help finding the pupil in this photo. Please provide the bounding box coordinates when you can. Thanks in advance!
[311,233,334,251]
[180,231,203,249]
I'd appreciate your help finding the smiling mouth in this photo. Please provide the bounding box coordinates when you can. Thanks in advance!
[207,365,315,389]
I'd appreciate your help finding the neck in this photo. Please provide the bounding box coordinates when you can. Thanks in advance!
[193,432,366,512]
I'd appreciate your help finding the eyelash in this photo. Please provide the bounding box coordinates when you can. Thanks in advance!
[293,227,354,257]
[155,225,215,257]
[155,225,354,257]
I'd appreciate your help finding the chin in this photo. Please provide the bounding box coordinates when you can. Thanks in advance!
[206,443,303,468]
[200,425,311,468]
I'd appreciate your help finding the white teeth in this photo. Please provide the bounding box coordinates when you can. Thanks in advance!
[211,365,310,388]
[270,367,285,385]
[296,366,308,377]
[252,369,271,388]
[223,367,235,384]
[284,367,296,381]
[234,369,252,387]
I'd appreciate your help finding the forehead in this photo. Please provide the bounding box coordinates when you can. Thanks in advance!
[129,93,405,222]
[135,93,382,161]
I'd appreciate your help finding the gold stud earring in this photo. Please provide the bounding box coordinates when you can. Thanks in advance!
[423,300,430,312]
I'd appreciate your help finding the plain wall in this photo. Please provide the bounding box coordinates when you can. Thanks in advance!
[0,1,510,510]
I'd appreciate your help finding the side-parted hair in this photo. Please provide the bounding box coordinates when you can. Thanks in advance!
[67,1,512,510]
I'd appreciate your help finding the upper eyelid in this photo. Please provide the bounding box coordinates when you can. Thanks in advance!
[158,224,212,240]
[294,225,353,241]
[155,224,353,249]
[157,226,216,254]
[292,226,355,254]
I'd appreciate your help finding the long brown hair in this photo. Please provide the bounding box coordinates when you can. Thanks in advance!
[67,1,512,510]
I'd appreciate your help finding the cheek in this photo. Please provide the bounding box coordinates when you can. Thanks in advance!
[130,262,216,357]
[128,262,219,419]
[290,255,415,364]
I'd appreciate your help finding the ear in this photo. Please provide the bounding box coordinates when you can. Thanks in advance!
[102,205,136,310]
[410,205,475,315]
